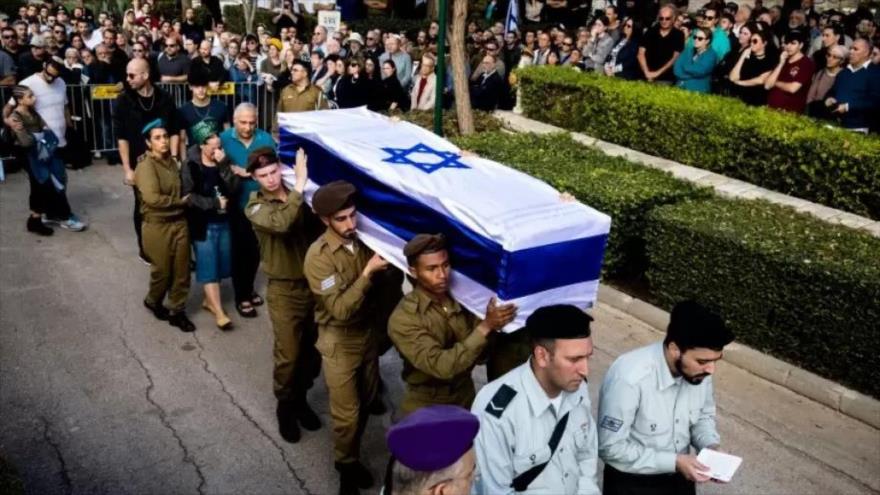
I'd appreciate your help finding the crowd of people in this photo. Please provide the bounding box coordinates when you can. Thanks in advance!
[0,0,873,494]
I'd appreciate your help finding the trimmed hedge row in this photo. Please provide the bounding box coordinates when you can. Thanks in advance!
[645,197,880,397]
[517,66,880,220]
[451,132,708,276]
[400,110,503,137]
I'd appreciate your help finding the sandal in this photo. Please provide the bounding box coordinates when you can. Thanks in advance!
[236,301,258,318]
[250,293,264,307]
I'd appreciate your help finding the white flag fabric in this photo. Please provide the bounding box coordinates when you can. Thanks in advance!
[278,108,611,331]
[505,0,520,35]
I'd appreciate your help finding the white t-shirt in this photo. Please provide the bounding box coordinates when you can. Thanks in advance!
[20,73,68,147]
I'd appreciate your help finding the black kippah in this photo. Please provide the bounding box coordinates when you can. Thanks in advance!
[667,300,735,350]
[526,304,592,340]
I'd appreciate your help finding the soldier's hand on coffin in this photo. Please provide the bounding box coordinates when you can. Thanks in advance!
[482,297,518,332]
[363,253,390,278]
[559,191,576,203]
[294,147,308,192]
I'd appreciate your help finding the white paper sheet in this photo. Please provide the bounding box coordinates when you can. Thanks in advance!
[697,449,743,483]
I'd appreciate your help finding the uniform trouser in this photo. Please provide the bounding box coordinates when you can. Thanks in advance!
[603,465,695,495]
[229,208,261,305]
[316,325,379,463]
[266,279,321,402]
[142,218,191,313]
[401,379,476,417]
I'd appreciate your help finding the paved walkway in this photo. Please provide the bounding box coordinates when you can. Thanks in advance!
[1,165,878,494]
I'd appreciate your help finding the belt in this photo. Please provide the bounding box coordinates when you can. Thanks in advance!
[143,214,185,224]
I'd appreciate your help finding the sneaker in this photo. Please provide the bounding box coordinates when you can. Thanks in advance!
[56,215,87,232]
[93,151,101,159]
[27,216,53,236]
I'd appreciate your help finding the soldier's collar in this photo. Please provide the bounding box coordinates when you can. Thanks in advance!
[413,286,461,315]
[324,228,356,252]
[522,359,582,418]
[655,342,677,391]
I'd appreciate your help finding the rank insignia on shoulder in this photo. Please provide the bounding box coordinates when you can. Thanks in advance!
[600,415,624,432]
[485,384,517,419]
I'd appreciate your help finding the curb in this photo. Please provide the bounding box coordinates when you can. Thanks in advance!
[596,284,880,430]
[494,111,880,238]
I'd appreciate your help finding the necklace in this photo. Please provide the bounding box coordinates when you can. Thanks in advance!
[137,90,156,111]
[191,100,212,120]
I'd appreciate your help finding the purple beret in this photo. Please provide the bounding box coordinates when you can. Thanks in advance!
[386,405,480,472]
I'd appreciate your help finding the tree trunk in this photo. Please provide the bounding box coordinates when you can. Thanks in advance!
[450,0,474,135]
[242,0,257,34]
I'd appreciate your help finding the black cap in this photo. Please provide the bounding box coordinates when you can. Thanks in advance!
[666,300,734,350]
[312,180,356,216]
[403,233,447,263]
[527,305,592,340]
[246,147,279,173]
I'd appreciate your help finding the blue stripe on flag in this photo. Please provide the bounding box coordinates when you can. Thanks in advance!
[279,128,607,299]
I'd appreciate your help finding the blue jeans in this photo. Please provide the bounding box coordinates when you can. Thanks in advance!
[194,222,232,283]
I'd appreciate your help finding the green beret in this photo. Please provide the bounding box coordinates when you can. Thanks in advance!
[312,180,357,216]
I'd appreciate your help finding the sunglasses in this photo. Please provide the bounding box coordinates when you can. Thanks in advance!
[1,35,13,39]
[165,43,178,47]
[659,16,672,21]
[126,72,138,78]
[750,38,761,44]
[694,36,707,41]
[133,48,143,52]
[704,15,716,20]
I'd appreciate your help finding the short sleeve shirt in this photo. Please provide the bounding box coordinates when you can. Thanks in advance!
[767,56,815,113]
[157,53,191,77]
[736,52,779,106]
[178,100,229,145]
[20,73,68,147]
[641,27,685,81]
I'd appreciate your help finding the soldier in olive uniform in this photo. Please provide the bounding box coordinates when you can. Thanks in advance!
[274,59,328,133]
[135,119,195,333]
[245,147,322,444]
[303,181,390,495]
[388,234,517,416]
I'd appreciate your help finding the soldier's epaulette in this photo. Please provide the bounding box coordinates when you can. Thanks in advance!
[485,384,517,419]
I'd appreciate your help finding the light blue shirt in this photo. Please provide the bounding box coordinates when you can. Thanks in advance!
[219,127,276,210]
[597,342,721,475]
[471,361,600,495]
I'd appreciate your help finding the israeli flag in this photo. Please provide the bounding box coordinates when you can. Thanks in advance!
[278,108,610,331]
[505,0,520,35]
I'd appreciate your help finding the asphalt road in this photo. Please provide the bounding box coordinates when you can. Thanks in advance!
[1,164,878,495]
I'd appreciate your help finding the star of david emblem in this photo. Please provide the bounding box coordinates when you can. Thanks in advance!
[380,143,471,174]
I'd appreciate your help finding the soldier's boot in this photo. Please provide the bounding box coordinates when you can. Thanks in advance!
[168,312,195,332]
[294,397,322,431]
[276,400,301,443]
[336,461,374,490]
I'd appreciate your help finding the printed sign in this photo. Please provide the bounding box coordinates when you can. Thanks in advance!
[90,84,122,100]
[318,10,341,34]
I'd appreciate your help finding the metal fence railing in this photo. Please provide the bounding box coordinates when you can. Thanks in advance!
[1,81,277,157]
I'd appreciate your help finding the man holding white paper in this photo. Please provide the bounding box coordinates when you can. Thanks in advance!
[597,300,735,495]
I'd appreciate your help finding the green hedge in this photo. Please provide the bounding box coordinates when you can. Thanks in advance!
[400,110,502,137]
[517,67,880,220]
[451,132,708,276]
[645,197,880,397]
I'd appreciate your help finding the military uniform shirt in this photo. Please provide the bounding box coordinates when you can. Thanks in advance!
[303,230,373,328]
[245,188,310,280]
[471,361,600,495]
[597,342,721,475]
[388,287,485,387]
[135,154,187,221]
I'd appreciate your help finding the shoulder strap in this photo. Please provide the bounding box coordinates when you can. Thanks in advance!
[484,384,517,419]
[511,412,570,492]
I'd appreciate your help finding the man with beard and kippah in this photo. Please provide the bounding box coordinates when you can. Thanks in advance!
[598,300,736,495]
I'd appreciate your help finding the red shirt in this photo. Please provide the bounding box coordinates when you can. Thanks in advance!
[768,55,815,113]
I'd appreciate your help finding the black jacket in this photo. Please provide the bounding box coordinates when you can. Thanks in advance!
[181,145,239,241]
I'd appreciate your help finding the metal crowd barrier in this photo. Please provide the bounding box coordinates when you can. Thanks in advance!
[1,81,277,158]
